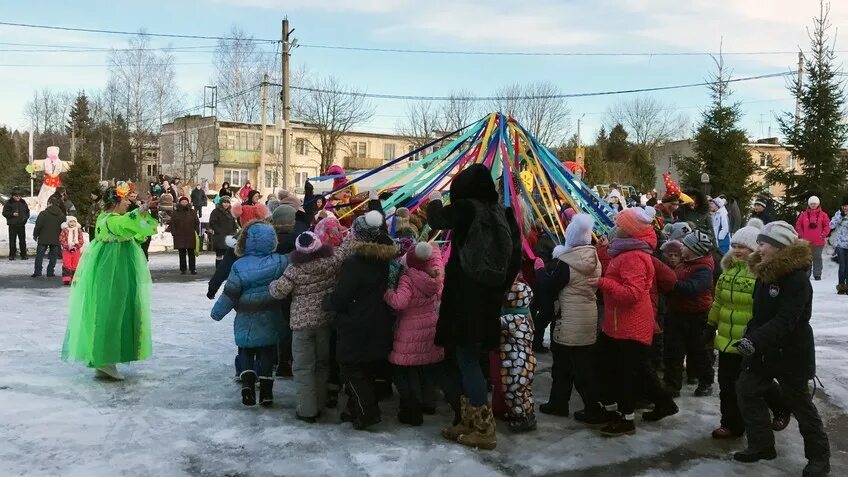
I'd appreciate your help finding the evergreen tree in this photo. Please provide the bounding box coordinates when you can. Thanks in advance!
[67,92,93,157]
[678,55,755,211]
[63,151,100,225]
[0,127,25,192]
[629,146,656,193]
[585,128,611,186]
[606,124,630,164]
[108,115,136,180]
[766,1,848,216]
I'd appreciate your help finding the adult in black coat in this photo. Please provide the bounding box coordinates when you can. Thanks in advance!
[3,188,30,259]
[733,223,830,474]
[750,198,774,225]
[426,163,522,436]
[323,213,397,430]
[218,182,233,201]
[32,198,64,277]
[191,184,208,218]
[208,197,238,265]
[168,197,200,274]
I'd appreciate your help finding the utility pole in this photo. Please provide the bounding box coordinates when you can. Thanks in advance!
[100,140,104,181]
[259,73,269,195]
[795,51,804,124]
[281,18,291,191]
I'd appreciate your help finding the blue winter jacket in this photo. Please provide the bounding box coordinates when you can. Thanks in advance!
[830,211,848,249]
[211,223,288,348]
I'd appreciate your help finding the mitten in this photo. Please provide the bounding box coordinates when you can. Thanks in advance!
[734,338,755,357]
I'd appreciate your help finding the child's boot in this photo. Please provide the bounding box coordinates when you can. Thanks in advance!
[241,371,257,406]
[259,377,274,407]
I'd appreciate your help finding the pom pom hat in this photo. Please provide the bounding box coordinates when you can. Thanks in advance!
[295,231,323,254]
[614,206,656,236]
[352,210,385,242]
[406,242,433,271]
[731,218,764,251]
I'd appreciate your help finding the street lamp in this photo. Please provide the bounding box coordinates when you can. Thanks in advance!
[701,173,711,197]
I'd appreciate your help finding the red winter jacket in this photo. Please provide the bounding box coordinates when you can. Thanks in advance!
[599,228,658,346]
[795,208,831,247]
[667,255,715,314]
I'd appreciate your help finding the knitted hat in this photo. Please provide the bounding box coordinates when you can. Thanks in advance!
[731,218,764,251]
[314,216,344,247]
[352,210,385,242]
[564,214,594,251]
[398,236,416,256]
[753,198,767,208]
[663,222,693,242]
[808,195,821,206]
[65,216,79,227]
[276,189,304,212]
[662,171,682,201]
[614,206,656,236]
[757,220,798,248]
[271,204,296,229]
[681,230,713,257]
[660,239,684,254]
[394,207,418,237]
[239,204,271,224]
[295,231,323,254]
[220,195,231,203]
[711,197,726,209]
[406,242,433,271]
[504,281,533,309]
[266,198,281,212]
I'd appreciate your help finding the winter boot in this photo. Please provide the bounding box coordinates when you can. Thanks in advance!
[241,371,257,406]
[259,377,274,407]
[600,414,636,437]
[442,396,474,441]
[398,399,423,426]
[539,401,570,417]
[353,411,382,431]
[576,403,617,426]
[802,460,831,477]
[95,364,125,381]
[642,399,679,422]
[694,383,713,397]
[276,361,293,378]
[711,426,744,439]
[733,447,777,463]
[772,412,791,432]
[508,412,537,433]
[457,404,497,450]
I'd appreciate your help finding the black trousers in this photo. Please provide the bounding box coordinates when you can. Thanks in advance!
[238,345,276,378]
[737,368,830,462]
[178,248,196,271]
[393,364,439,413]
[141,237,151,261]
[599,333,672,416]
[532,300,553,349]
[718,352,789,433]
[8,225,27,258]
[664,311,714,389]
[341,361,382,421]
[549,341,599,411]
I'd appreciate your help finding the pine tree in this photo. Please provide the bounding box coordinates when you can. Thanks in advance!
[0,127,24,192]
[108,115,136,180]
[767,1,848,216]
[63,151,100,225]
[606,124,630,164]
[678,54,755,211]
[67,92,93,156]
[585,127,611,186]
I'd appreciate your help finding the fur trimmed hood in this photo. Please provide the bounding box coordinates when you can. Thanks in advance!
[720,251,751,272]
[350,240,398,262]
[748,240,812,283]
[290,244,334,265]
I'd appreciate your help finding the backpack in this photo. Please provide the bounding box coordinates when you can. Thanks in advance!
[459,199,514,287]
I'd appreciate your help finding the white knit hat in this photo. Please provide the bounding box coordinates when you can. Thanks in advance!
[808,195,821,206]
[731,218,764,251]
[564,214,595,252]
[757,220,798,248]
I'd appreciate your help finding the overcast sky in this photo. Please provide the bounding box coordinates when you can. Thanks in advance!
[1,0,846,142]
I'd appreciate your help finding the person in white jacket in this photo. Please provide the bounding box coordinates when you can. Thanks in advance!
[710,197,731,254]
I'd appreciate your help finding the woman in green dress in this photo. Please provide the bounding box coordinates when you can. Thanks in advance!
[62,182,159,380]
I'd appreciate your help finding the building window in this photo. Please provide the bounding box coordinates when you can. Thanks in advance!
[296,138,307,155]
[758,153,770,168]
[146,164,159,177]
[351,141,367,158]
[265,168,279,189]
[226,131,236,150]
[786,154,797,170]
[383,143,396,160]
[223,169,249,187]
[294,171,310,189]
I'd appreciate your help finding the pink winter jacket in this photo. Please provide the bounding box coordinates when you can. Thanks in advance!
[384,267,444,366]
[795,208,831,247]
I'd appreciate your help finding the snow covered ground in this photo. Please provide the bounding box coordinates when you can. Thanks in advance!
[0,254,847,476]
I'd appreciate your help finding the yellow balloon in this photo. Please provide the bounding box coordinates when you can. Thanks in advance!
[25,165,34,174]
[519,170,535,191]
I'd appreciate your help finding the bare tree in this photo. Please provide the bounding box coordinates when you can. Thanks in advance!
[213,25,269,123]
[150,48,183,127]
[110,32,178,179]
[489,81,571,146]
[606,96,688,151]
[175,120,216,182]
[24,88,68,133]
[294,75,375,173]
[396,101,443,150]
[441,89,481,133]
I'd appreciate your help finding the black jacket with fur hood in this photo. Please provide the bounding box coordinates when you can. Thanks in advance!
[744,240,815,380]
[324,238,398,364]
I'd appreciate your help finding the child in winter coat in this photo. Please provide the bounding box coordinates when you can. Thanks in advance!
[592,206,678,437]
[663,230,715,397]
[795,196,830,280]
[707,219,790,439]
[211,221,287,407]
[59,216,85,285]
[269,231,346,422]
[323,211,398,430]
[829,196,848,294]
[535,214,604,424]
[710,198,731,255]
[494,280,537,433]
[383,242,444,426]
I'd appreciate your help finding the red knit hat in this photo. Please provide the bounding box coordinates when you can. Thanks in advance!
[662,171,681,202]
[615,206,657,236]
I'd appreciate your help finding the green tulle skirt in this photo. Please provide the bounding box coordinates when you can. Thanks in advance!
[62,239,153,367]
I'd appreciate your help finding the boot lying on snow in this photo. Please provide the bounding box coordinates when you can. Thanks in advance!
[457,404,497,450]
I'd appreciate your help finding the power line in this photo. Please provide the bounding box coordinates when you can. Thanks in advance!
[272,71,794,102]
[2,21,845,58]
[171,84,262,118]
